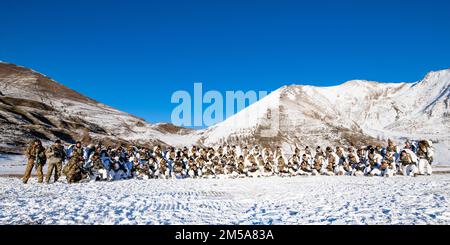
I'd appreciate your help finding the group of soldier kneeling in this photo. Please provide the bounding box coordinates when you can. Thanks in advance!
[22,138,435,184]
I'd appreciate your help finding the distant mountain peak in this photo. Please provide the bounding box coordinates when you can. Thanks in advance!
[200,68,449,163]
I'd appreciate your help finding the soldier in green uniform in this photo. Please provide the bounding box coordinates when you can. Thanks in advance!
[64,146,85,183]
[45,140,66,183]
[22,139,47,184]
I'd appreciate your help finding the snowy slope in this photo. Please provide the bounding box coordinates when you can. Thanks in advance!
[200,88,283,146]
[200,69,450,163]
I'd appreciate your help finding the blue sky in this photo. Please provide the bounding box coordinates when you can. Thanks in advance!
[1,0,449,125]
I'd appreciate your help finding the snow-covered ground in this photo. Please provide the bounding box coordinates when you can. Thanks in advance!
[1,175,449,225]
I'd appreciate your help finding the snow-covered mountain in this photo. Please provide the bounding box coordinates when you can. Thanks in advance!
[0,62,199,153]
[199,69,449,163]
[1,61,448,163]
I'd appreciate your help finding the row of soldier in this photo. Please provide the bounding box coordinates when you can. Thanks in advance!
[22,138,435,184]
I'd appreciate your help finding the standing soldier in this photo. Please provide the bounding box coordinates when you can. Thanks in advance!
[22,139,46,184]
[45,140,66,183]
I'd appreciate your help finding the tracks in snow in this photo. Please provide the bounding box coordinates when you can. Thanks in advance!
[0,175,449,224]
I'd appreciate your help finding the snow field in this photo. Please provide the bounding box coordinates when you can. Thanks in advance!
[0,175,449,225]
